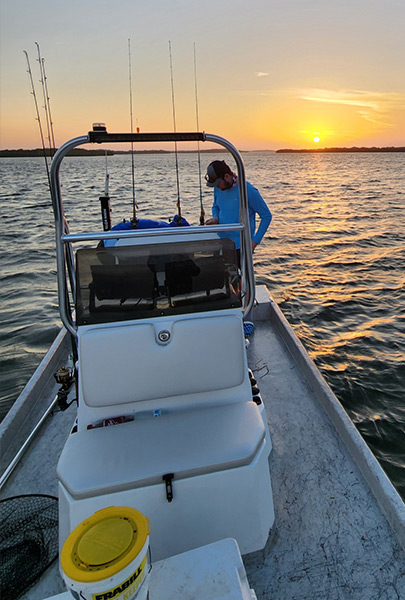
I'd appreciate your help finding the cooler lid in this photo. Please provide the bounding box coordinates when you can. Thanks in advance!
[61,506,149,582]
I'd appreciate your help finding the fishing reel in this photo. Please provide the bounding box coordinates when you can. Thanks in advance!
[54,366,77,411]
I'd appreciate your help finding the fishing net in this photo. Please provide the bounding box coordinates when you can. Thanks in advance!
[0,494,59,600]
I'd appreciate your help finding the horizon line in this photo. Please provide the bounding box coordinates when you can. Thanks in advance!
[1,145,405,156]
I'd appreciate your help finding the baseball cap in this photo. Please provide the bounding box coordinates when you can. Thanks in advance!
[205,160,232,187]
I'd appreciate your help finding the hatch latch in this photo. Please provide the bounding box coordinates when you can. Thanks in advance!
[162,473,174,502]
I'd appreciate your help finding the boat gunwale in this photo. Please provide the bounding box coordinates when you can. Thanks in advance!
[0,329,71,481]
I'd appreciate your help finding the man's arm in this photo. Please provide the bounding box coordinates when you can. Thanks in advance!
[249,185,272,247]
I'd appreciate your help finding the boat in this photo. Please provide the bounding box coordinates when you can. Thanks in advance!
[1,126,405,600]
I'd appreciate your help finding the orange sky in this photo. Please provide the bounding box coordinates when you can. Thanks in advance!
[1,0,404,151]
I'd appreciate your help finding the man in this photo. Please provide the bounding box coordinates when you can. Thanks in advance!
[205,160,272,253]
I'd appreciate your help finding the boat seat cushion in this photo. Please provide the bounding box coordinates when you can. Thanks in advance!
[57,402,265,500]
[79,314,245,407]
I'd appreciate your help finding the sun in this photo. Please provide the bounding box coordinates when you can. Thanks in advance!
[313,135,320,143]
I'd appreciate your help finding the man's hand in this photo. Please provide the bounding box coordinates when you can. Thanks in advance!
[205,217,219,225]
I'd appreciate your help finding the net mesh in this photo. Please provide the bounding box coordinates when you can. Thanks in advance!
[0,494,59,600]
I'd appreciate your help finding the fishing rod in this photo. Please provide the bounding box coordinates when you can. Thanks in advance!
[35,42,55,157]
[128,38,138,224]
[168,41,182,225]
[104,150,110,196]
[23,50,51,188]
[100,150,112,231]
[193,43,205,226]
[24,46,78,364]
[42,58,56,152]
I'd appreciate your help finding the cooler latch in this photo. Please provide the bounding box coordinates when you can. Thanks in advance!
[162,473,174,502]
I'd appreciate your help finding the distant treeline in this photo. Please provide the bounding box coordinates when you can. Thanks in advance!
[276,147,405,153]
[2,146,404,158]
[0,148,227,158]
[0,148,114,157]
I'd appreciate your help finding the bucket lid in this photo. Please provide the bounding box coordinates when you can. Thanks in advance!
[61,506,149,583]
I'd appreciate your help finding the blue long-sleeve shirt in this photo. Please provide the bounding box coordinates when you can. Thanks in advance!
[212,181,272,249]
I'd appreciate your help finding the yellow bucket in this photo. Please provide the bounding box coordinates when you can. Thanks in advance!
[61,506,150,600]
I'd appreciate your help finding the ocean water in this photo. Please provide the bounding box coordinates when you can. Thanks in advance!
[0,151,404,499]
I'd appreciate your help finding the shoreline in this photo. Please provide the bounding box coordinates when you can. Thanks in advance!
[276,146,405,154]
[1,146,404,157]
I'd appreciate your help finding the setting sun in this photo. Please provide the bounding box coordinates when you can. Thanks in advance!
[1,2,405,151]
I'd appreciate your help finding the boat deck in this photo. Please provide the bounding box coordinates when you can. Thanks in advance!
[1,287,404,599]
[244,292,405,599]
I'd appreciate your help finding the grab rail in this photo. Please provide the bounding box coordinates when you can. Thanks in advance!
[50,127,255,336]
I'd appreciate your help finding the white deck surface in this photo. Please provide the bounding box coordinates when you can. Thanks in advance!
[1,290,404,599]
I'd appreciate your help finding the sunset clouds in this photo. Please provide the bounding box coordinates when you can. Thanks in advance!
[298,89,405,128]
[1,0,404,149]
